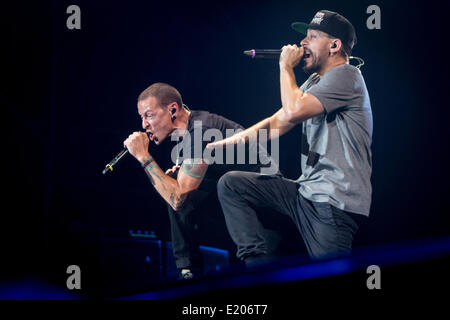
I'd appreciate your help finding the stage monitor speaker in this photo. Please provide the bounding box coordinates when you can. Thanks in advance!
[97,238,162,295]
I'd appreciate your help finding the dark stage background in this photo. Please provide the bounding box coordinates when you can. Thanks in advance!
[3,0,449,296]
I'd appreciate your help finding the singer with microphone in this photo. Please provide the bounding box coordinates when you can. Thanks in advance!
[121,82,271,280]
[208,10,373,266]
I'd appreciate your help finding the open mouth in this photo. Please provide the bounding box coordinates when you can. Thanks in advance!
[304,51,312,61]
[147,131,158,143]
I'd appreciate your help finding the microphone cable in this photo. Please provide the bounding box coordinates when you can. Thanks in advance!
[349,56,365,69]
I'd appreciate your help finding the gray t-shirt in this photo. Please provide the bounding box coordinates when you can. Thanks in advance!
[296,64,373,216]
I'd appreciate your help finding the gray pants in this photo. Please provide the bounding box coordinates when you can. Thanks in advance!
[217,171,361,262]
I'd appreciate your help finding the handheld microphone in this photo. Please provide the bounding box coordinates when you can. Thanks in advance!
[243,49,281,59]
[244,48,365,69]
[102,148,128,175]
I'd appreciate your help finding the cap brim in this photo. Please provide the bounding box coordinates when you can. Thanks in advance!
[291,22,310,35]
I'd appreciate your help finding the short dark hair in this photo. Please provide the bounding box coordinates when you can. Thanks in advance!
[138,82,183,109]
[341,43,352,58]
[322,31,352,58]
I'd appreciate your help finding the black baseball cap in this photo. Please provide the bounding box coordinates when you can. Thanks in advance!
[291,10,357,49]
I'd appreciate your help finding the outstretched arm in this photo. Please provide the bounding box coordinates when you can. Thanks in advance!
[206,109,294,148]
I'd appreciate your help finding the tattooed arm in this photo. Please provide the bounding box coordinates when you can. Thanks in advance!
[124,132,208,211]
[141,156,208,210]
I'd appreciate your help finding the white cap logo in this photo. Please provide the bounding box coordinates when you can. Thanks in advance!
[311,12,325,25]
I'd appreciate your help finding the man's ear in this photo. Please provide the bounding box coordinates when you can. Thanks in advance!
[169,102,178,121]
[330,39,342,55]
[167,102,178,113]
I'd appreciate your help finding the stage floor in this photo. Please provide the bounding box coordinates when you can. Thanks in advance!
[1,235,449,303]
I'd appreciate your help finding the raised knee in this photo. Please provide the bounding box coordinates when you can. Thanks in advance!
[217,171,242,196]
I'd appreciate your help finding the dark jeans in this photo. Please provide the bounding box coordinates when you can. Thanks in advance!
[167,178,218,271]
[217,171,362,261]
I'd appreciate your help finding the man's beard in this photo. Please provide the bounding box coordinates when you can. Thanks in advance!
[302,58,320,75]
[302,52,325,75]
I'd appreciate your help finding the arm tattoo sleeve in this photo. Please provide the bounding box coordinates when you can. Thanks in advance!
[142,157,163,186]
[181,159,207,180]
